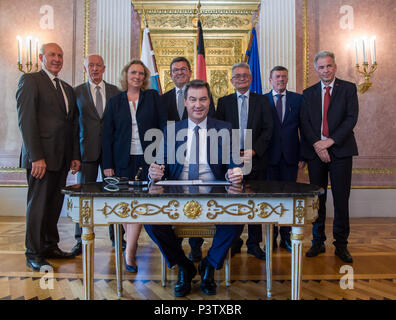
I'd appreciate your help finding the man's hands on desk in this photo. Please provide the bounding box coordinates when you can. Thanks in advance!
[149,163,243,185]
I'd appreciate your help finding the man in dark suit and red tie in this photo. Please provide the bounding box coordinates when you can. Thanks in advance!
[160,57,215,262]
[16,43,81,271]
[72,54,122,256]
[264,66,305,253]
[216,62,273,260]
[301,51,359,263]
[146,80,244,297]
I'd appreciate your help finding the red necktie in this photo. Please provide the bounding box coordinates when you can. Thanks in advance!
[322,86,331,137]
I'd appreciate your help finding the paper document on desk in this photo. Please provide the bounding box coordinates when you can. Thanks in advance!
[155,180,231,186]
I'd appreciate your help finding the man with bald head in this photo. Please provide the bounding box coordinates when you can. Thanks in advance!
[71,54,121,255]
[16,43,81,271]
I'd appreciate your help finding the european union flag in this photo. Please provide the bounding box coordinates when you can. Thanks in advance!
[245,27,262,94]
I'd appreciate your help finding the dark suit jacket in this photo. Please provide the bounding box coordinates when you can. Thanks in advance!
[161,87,216,121]
[215,91,273,174]
[300,78,359,160]
[265,90,304,165]
[16,70,80,171]
[102,89,167,170]
[159,117,238,180]
[74,81,120,162]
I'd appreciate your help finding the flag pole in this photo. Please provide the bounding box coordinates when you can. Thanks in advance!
[244,4,261,63]
[142,7,162,94]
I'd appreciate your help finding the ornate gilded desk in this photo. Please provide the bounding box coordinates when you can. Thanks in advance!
[62,181,322,300]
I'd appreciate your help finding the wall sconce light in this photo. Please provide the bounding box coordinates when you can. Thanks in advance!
[354,36,377,94]
[17,35,40,73]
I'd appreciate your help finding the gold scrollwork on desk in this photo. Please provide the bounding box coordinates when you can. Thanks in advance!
[67,198,73,211]
[183,201,202,219]
[294,199,306,224]
[99,200,180,220]
[207,200,288,220]
[80,198,93,226]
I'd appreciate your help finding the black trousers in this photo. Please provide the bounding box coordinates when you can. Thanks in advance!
[307,154,353,248]
[25,165,69,259]
[267,155,299,241]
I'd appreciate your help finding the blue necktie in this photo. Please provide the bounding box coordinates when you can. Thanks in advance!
[275,94,283,123]
[239,95,248,149]
[188,126,200,180]
[177,89,184,120]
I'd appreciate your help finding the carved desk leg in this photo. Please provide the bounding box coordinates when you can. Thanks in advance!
[82,226,95,300]
[264,224,273,298]
[291,226,304,300]
[114,224,123,297]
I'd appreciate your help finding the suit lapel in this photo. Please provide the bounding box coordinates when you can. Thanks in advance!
[247,92,255,129]
[283,91,292,124]
[329,78,341,108]
[230,93,240,128]
[40,70,66,116]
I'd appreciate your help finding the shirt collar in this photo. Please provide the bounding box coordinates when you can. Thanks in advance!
[272,89,286,97]
[41,65,58,81]
[236,90,250,99]
[188,117,207,130]
[321,78,336,90]
[89,79,105,90]
[176,85,187,94]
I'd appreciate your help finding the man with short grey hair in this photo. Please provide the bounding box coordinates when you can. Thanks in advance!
[301,50,359,263]
[16,43,81,271]
[216,62,273,260]
[71,54,121,255]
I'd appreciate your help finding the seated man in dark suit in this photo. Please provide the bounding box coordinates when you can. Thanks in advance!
[160,57,216,262]
[146,80,243,297]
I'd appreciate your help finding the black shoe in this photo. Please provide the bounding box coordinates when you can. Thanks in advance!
[112,239,127,251]
[189,245,202,262]
[305,243,325,257]
[174,260,197,297]
[247,245,266,260]
[230,238,243,257]
[280,238,292,253]
[71,242,82,256]
[26,257,52,271]
[198,257,217,295]
[335,247,353,263]
[44,247,75,259]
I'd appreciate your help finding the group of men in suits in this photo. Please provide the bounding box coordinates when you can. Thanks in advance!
[16,43,358,295]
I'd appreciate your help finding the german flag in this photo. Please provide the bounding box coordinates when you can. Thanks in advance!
[196,19,207,81]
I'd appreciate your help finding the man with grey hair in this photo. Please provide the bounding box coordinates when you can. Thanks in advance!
[216,62,273,260]
[301,51,358,263]
[71,54,121,255]
[16,43,81,271]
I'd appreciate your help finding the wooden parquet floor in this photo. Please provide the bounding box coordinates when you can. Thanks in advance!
[1,217,396,300]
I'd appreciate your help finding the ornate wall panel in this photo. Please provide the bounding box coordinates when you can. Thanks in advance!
[132,1,260,104]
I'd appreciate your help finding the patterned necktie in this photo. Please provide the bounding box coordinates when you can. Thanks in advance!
[322,86,331,137]
[239,95,248,149]
[275,94,283,123]
[177,89,184,120]
[54,78,67,113]
[95,86,103,118]
[188,126,200,180]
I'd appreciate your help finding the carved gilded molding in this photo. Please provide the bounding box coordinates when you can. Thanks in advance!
[302,0,309,89]
[83,0,90,82]
[80,197,93,226]
[207,199,288,220]
[294,198,306,225]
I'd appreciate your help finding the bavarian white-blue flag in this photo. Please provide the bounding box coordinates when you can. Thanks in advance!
[140,27,161,93]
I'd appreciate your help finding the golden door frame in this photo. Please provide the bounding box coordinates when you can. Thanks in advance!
[132,1,260,105]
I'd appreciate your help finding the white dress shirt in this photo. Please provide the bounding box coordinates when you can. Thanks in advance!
[129,99,144,155]
[88,80,106,112]
[320,79,335,140]
[272,89,287,122]
[179,118,216,181]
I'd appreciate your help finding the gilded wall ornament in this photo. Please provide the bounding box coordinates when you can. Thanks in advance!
[183,201,202,219]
